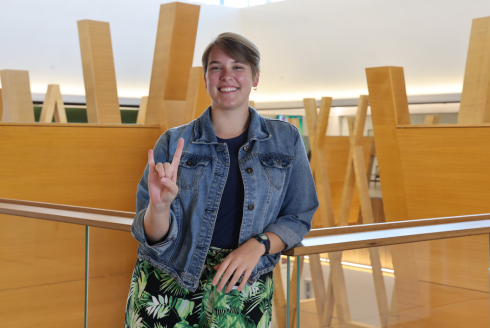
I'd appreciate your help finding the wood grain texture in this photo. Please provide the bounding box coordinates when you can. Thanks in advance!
[458,16,490,124]
[146,2,200,127]
[184,67,211,123]
[77,20,121,124]
[273,264,287,328]
[136,96,148,124]
[163,100,186,130]
[366,66,410,222]
[0,123,160,326]
[0,70,34,122]
[40,84,67,123]
[0,279,85,327]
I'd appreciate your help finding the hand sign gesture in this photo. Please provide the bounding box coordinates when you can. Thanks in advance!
[147,138,185,210]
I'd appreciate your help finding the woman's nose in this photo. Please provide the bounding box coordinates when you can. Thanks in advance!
[220,68,233,80]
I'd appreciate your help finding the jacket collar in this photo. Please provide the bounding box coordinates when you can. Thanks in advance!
[192,106,271,145]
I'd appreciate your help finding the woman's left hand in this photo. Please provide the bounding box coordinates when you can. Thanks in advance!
[212,238,265,293]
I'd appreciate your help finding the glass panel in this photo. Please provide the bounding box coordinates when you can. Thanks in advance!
[283,238,490,327]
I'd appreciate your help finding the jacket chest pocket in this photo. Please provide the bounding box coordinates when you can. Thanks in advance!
[176,154,211,190]
[259,155,292,190]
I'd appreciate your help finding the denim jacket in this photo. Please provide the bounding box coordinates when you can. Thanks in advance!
[131,107,319,292]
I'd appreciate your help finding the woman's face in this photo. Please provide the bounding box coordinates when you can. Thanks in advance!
[204,46,259,112]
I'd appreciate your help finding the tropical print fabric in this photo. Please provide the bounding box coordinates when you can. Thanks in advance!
[125,246,274,328]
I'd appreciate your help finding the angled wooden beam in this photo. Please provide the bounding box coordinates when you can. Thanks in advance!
[78,20,121,124]
[366,66,410,222]
[458,16,490,124]
[39,85,67,123]
[146,2,200,129]
[0,70,34,122]
[184,67,210,124]
[424,114,440,124]
[136,96,148,125]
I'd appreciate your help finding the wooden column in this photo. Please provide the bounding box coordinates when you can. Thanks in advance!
[424,115,440,124]
[183,67,210,124]
[458,16,490,124]
[146,2,200,129]
[0,89,3,121]
[365,66,410,222]
[39,85,67,123]
[249,100,256,108]
[78,20,121,123]
[0,70,34,122]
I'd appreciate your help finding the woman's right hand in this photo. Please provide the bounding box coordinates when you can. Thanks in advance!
[147,138,185,211]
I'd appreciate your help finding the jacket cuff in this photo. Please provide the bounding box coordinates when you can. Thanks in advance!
[263,223,301,251]
[131,208,178,255]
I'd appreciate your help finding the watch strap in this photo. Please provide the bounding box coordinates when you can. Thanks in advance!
[255,233,270,256]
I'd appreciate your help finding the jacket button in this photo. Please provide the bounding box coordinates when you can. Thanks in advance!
[243,145,250,151]
[246,167,253,174]
[276,159,281,165]
[186,160,193,166]
[248,277,254,283]
[248,204,254,210]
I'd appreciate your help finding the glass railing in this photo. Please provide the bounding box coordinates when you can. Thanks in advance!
[1,198,489,327]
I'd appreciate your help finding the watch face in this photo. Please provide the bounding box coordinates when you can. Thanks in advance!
[259,234,268,240]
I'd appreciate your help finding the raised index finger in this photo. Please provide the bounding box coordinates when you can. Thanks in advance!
[171,138,185,173]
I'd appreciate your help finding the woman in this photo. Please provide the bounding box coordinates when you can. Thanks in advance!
[125,32,319,328]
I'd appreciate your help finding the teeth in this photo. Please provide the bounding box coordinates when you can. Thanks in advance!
[220,87,238,92]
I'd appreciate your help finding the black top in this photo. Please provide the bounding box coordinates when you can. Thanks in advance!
[210,129,248,249]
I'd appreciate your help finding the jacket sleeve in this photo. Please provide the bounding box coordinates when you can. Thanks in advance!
[263,128,319,250]
[130,133,179,255]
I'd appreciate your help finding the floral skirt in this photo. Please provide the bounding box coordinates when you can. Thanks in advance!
[125,246,274,328]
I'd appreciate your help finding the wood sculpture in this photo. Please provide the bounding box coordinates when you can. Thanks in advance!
[78,20,121,124]
[184,67,211,123]
[146,2,200,130]
[39,85,67,123]
[137,96,148,124]
[0,70,34,122]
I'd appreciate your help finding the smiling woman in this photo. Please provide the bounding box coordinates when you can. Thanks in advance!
[125,32,319,328]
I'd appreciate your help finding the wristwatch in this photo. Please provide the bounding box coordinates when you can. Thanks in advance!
[255,233,270,256]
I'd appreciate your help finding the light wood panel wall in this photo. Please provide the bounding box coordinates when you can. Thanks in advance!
[366,64,490,326]
[146,2,200,128]
[0,70,34,122]
[0,123,161,327]
[78,20,121,124]
[458,16,490,124]
[184,67,211,123]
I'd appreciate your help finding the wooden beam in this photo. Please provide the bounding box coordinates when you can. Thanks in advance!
[39,85,67,123]
[146,2,200,128]
[424,115,440,124]
[77,20,121,123]
[0,70,34,122]
[0,89,3,120]
[184,67,210,124]
[136,96,148,125]
[366,67,410,222]
[458,16,490,124]
[249,100,256,108]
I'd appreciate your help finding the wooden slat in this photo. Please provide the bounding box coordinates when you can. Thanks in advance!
[184,67,210,123]
[366,66,410,222]
[136,96,148,124]
[77,20,121,124]
[146,2,200,127]
[424,114,440,124]
[39,84,67,123]
[458,16,490,124]
[273,264,287,328]
[0,70,34,122]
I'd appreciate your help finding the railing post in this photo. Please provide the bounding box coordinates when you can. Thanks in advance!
[287,256,290,328]
[85,226,89,328]
[297,256,301,328]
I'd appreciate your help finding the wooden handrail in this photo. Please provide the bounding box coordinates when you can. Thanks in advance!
[1,198,489,256]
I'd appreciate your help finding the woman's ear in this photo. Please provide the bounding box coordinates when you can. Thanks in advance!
[252,72,260,88]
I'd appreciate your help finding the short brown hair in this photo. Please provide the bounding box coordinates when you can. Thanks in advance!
[202,32,260,80]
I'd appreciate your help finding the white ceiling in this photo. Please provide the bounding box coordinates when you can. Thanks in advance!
[1,0,489,105]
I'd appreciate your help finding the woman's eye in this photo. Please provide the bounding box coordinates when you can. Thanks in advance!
[210,67,220,71]
[234,66,244,70]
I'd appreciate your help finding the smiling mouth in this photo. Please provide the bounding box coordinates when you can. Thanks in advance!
[218,87,238,92]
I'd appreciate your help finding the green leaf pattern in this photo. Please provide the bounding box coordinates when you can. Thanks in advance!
[125,247,273,328]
